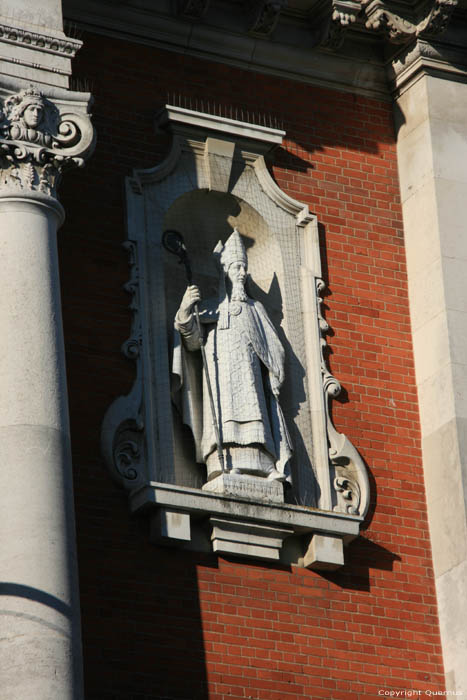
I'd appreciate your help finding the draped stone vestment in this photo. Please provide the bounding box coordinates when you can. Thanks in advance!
[172,295,292,481]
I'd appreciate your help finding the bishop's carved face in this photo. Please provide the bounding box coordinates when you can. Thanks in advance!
[227,261,248,302]
[227,261,247,286]
[23,103,44,128]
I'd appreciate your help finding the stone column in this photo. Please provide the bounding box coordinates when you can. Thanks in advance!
[0,88,94,699]
[392,44,467,693]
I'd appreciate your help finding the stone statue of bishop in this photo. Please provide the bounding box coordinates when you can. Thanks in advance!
[172,229,292,483]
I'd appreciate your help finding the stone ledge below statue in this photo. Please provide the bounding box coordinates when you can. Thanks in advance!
[130,481,363,568]
[202,473,284,504]
[210,517,292,561]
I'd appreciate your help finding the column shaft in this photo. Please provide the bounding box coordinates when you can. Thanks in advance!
[0,196,83,699]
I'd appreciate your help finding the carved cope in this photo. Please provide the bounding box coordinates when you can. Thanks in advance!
[0,87,95,197]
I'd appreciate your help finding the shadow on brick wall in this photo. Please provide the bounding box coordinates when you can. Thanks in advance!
[78,495,212,700]
[320,537,401,592]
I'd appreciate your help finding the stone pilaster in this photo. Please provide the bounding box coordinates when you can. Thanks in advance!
[0,84,94,699]
[391,41,467,694]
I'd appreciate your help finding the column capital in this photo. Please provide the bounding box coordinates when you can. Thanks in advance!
[0,84,95,201]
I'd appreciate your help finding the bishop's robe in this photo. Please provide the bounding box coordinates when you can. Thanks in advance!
[171,295,292,481]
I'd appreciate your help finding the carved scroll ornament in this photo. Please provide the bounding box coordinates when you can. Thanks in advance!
[0,87,95,197]
[316,278,370,517]
[101,239,146,490]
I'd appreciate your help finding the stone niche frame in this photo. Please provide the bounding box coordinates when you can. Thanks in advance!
[101,105,370,569]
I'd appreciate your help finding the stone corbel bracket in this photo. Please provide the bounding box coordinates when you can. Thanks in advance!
[101,104,370,569]
[0,85,95,198]
[318,0,362,50]
[247,0,288,38]
[361,0,457,43]
[177,0,211,21]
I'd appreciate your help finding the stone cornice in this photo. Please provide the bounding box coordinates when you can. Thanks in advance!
[63,0,467,98]
[63,0,390,99]
[156,104,285,145]
[0,23,82,58]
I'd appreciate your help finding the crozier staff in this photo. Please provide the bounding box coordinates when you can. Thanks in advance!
[163,229,225,473]
[172,229,292,483]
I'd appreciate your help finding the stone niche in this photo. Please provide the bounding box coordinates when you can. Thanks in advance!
[101,104,370,569]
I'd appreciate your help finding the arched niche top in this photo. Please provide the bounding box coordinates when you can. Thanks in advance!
[101,104,370,570]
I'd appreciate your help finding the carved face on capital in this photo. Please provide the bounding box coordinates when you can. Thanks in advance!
[2,89,54,144]
[22,102,44,128]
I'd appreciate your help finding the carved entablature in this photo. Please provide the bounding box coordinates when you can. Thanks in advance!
[101,104,370,569]
[0,86,95,197]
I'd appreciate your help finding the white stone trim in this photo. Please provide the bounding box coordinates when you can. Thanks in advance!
[132,480,361,565]
[157,105,285,145]
[130,481,362,536]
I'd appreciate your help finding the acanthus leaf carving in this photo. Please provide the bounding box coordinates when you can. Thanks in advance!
[361,0,457,43]
[416,0,457,36]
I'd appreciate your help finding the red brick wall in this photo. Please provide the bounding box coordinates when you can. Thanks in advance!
[59,31,445,699]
